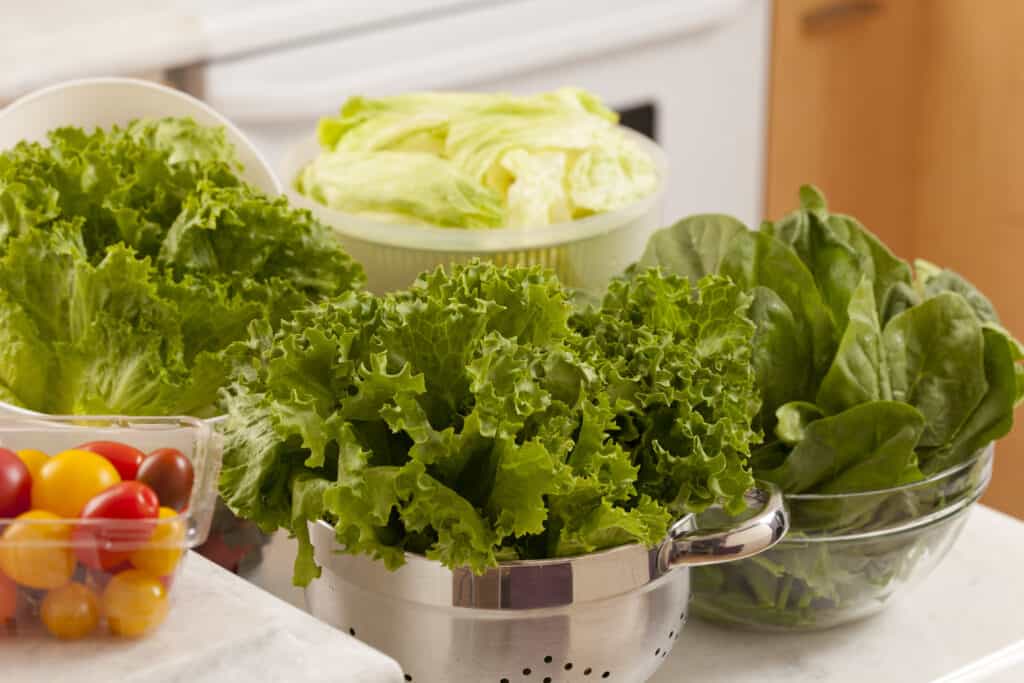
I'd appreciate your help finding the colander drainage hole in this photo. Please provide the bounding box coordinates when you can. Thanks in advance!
[544,656,553,664]
[602,673,611,679]
[565,663,573,671]
[404,676,412,682]
[523,668,532,676]
[544,678,552,683]
[655,649,661,657]
[348,627,356,637]
[584,668,593,676]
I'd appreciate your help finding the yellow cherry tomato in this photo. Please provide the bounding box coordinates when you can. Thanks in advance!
[15,449,49,479]
[103,569,169,637]
[0,510,76,589]
[32,449,120,517]
[41,582,100,640]
[129,507,184,577]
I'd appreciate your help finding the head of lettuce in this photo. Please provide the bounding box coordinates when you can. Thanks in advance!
[295,88,659,230]
[0,118,363,417]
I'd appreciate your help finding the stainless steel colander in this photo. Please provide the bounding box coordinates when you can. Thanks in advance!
[305,485,787,683]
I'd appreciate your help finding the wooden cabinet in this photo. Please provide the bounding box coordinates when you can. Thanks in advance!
[766,0,1024,516]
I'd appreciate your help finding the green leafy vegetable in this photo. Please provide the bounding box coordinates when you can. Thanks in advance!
[297,88,658,228]
[218,260,761,584]
[0,118,363,415]
[638,185,1022,628]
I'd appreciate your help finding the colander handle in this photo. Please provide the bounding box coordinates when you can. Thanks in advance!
[658,482,788,570]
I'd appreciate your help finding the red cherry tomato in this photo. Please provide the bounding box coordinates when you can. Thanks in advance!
[0,448,31,519]
[137,449,194,512]
[73,482,160,570]
[75,441,146,481]
[0,572,17,621]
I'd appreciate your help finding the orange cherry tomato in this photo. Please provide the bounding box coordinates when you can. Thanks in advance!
[129,507,185,577]
[103,569,169,638]
[0,510,75,589]
[32,449,120,517]
[41,582,100,640]
[15,449,49,479]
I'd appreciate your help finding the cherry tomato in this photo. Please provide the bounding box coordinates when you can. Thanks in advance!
[103,569,169,637]
[129,507,185,577]
[15,449,49,479]
[137,449,194,512]
[32,449,121,518]
[41,582,99,640]
[0,572,17,621]
[0,448,31,519]
[0,510,75,589]
[73,482,160,570]
[76,441,146,481]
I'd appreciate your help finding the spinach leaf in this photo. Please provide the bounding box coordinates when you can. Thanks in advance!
[915,259,1000,323]
[764,188,863,333]
[759,401,925,494]
[746,287,816,428]
[921,324,1023,473]
[635,213,748,280]
[774,401,823,446]
[720,229,837,394]
[883,292,987,448]
[816,278,891,414]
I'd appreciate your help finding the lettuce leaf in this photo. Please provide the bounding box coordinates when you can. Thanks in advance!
[0,117,363,415]
[301,88,657,229]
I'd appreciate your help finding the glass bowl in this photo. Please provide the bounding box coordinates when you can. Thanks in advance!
[690,446,993,631]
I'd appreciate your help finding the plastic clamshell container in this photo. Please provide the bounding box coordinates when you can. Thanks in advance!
[281,127,668,293]
[0,77,281,195]
[0,415,221,640]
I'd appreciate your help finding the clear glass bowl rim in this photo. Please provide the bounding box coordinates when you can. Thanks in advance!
[781,443,992,502]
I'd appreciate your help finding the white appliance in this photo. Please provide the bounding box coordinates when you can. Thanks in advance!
[174,0,773,227]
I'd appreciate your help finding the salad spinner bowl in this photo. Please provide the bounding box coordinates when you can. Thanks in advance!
[691,445,994,631]
[305,485,787,683]
[281,128,667,295]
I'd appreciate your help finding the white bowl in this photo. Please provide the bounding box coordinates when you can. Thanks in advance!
[0,78,265,426]
[0,77,280,195]
[281,128,667,293]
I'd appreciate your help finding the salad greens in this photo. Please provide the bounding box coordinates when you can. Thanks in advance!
[0,118,362,416]
[296,88,658,229]
[638,185,1023,627]
[218,260,761,584]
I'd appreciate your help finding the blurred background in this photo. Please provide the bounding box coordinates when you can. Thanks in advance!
[3,0,1021,517]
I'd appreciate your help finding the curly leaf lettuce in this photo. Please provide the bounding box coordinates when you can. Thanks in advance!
[218,261,761,584]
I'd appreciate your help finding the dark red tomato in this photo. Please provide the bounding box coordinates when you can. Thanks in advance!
[73,482,160,570]
[75,441,146,481]
[0,448,31,519]
[137,449,194,511]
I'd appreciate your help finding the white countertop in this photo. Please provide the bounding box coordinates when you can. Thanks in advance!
[250,505,1024,683]
[2,551,404,683]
